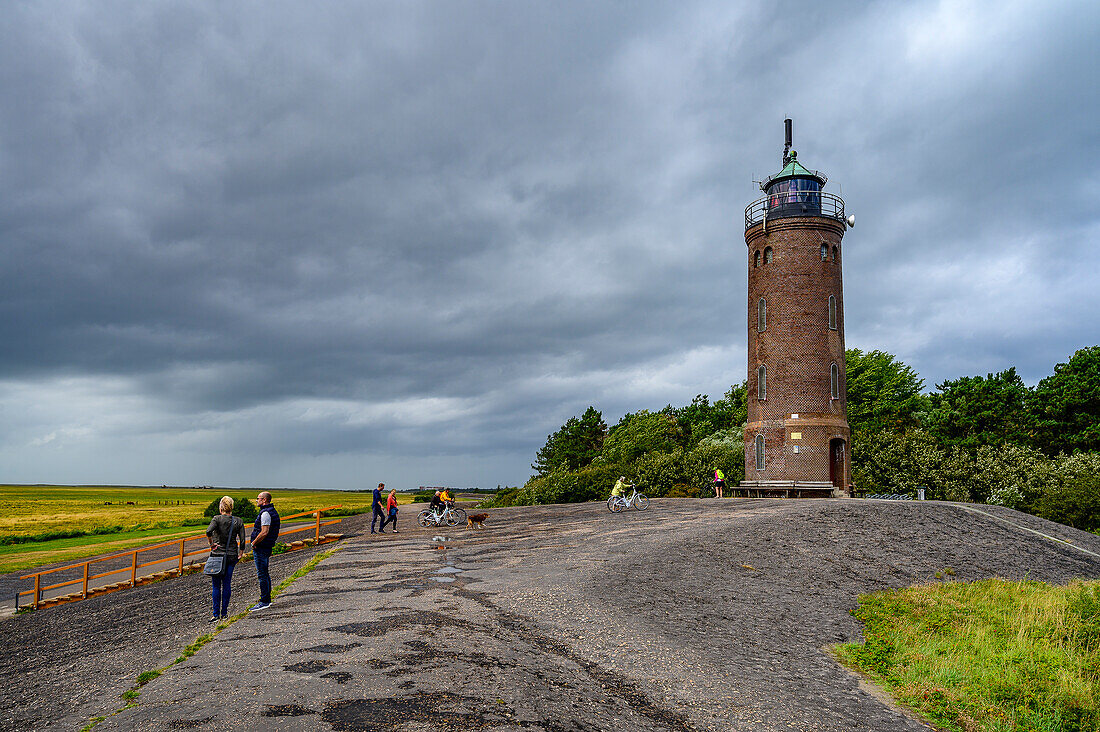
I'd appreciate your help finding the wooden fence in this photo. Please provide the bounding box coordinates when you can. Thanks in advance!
[17,505,343,611]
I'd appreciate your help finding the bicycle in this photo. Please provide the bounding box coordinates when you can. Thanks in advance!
[417,503,468,527]
[607,486,649,512]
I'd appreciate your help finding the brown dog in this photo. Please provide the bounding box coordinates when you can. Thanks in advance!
[466,512,488,529]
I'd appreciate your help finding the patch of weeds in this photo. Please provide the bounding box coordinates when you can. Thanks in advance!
[79,716,105,732]
[120,689,140,702]
[176,632,215,663]
[272,546,339,598]
[135,669,162,686]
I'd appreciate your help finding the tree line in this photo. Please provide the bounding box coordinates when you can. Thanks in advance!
[486,346,1100,532]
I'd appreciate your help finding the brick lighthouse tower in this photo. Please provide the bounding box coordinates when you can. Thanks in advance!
[740,120,853,498]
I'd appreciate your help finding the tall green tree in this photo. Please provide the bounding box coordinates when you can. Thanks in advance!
[845,349,927,436]
[531,406,607,476]
[603,410,679,464]
[925,368,1035,450]
[661,383,748,449]
[1028,346,1100,455]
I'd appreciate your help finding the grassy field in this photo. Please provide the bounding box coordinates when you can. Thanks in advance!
[834,578,1100,732]
[0,525,205,574]
[0,485,411,574]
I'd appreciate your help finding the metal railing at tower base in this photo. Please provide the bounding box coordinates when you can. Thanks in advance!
[16,505,344,611]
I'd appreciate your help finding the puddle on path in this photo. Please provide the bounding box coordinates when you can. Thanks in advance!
[432,576,455,583]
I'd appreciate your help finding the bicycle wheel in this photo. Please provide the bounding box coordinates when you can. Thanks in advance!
[417,510,433,527]
[450,508,467,524]
[632,493,650,510]
[608,496,624,513]
[444,510,462,527]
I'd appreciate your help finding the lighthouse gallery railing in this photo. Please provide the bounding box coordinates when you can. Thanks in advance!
[744,190,845,229]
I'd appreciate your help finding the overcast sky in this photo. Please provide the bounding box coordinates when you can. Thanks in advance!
[2,1,1097,491]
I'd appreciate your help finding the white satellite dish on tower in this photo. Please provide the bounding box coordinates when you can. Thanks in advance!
[846,214,856,228]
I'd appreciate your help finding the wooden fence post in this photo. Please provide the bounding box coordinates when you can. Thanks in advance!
[178,540,185,575]
[315,511,321,543]
[83,564,89,598]
[130,551,138,587]
[33,573,41,610]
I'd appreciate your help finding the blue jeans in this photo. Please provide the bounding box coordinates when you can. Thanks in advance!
[371,506,386,532]
[211,560,236,616]
[255,551,272,603]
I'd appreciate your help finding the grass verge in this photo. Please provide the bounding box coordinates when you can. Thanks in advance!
[832,578,1100,732]
[80,542,343,731]
[0,525,206,574]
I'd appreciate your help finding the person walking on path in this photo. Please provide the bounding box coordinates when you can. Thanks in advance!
[249,491,280,612]
[371,482,388,534]
[205,496,246,621]
[713,468,726,499]
[382,487,399,533]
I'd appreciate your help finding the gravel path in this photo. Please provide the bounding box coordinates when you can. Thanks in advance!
[0,513,373,731]
[3,499,1099,731]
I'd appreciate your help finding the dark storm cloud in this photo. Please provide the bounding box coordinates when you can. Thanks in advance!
[1,1,1097,488]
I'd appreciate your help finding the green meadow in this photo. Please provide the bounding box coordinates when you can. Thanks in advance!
[0,485,395,574]
[834,578,1100,732]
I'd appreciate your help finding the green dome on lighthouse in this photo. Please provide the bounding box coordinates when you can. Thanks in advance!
[759,150,827,191]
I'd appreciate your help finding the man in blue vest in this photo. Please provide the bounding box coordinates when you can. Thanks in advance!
[249,491,280,612]
[371,482,387,534]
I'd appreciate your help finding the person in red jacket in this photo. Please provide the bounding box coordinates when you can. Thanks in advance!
[381,487,399,533]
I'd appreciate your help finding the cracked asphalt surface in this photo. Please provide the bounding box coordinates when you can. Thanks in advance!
[5,498,1100,731]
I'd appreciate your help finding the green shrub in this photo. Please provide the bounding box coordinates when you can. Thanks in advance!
[603,411,679,463]
[564,462,626,503]
[632,450,684,497]
[515,473,565,505]
[970,443,1051,509]
[664,482,701,498]
[202,497,258,521]
[479,487,520,508]
[684,438,743,495]
[1034,453,1100,532]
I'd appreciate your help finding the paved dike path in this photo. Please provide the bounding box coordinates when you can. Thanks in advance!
[4,499,1100,731]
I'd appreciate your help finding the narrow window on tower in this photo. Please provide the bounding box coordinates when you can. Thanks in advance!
[832,245,838,261]
[763,246,773,264]
[820,243,828,260]
[829,295,837,330]
[831,362,840,399]
[754,250,761,267]
[758,298,766,332]
[758,365,766,400]
[755,434,765,470]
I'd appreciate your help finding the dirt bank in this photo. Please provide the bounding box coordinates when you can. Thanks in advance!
[3,499,1098,731]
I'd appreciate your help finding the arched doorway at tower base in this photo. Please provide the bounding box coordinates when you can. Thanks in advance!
[829,438,846,489]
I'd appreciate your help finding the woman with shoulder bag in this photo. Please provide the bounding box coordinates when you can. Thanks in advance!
[205,496,246,621]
